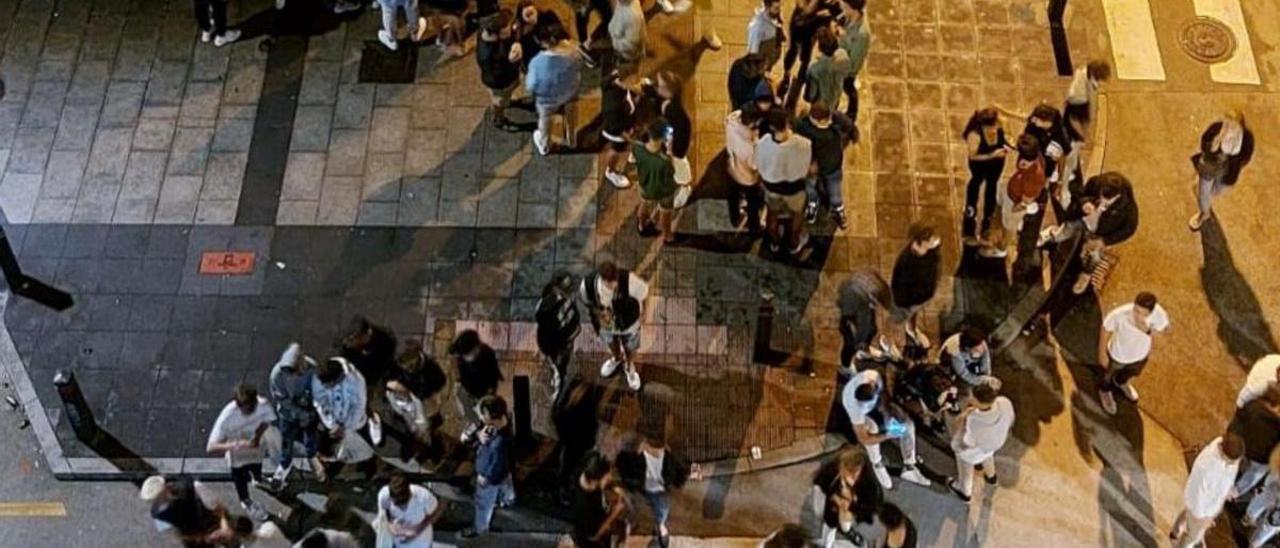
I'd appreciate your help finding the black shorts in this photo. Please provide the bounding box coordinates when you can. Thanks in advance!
[602,129,629,151]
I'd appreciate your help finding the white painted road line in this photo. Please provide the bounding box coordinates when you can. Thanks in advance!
[1102,0,1167,81]
[1193,0,1261,84]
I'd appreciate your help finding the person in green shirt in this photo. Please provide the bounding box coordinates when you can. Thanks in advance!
[632,119,678,244]
[805,27,851,113]
[836,0,869,124]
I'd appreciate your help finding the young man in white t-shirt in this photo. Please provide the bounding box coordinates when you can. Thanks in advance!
[1098,292,1170,415]
[579,261,650,391]
[1173,433,1244,548]
[206,383,281,522]
[376,474,445,548]
[840,368,930,489]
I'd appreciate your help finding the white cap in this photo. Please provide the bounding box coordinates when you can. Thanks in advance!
[139,476,166,501]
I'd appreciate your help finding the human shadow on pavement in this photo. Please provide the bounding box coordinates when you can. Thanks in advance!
[1199,216,1278,367]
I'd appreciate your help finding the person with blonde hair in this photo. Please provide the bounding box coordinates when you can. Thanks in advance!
[1190,110,1254,230]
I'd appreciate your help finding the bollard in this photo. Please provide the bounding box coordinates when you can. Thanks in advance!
[512,375,533,447]
[53,369,98,438]
[1048,0,1073,76]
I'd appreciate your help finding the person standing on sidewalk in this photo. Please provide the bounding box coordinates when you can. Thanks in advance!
[795,101,854,230]
[1229,387,1280,501]
[340,316,397,392]
[1241,447,1280,547]
[571,452,632,548]
[841,368,931,489]
[644,72,694,209]
[725,104,764,233]
[837,268,894,368]
[450,329,503,426]
[1172,433,1244,548]
[632,119,679,243]
[616,431,700,548]
[814,448,883,548]
[835,0,869,125]
[999,133,1046,259]
[375,0,427,51]
[947,384,1014,503]
[192,0,241,47]
[747,0,785,73]
[961,108,1010,240]
[206,383,281,522]
[567,0,612,66]
[526,17,584,156]
[890,223,941,349]
[1060,61,1110,198]
[462,395,517,539]
[804,28,851,114]
[579,261,649,391]
[600,67,639,189]
[728,53,768,110]
[476,10,523,131]
[312,357,378,481]
[756,110,814,256]
[1189,110,1254,231]
[778,0,839,107]
[940,326,997,392]
[1096,292,1169,415]
[1238,355,1280,408]
[268,343,322,485]
[536,271,581,404]
[374,474,445,548]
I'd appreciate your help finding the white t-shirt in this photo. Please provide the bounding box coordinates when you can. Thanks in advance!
[1184,437,1240,519]
[207,397,277,468]
[644,450,665,493]
[1238,355,1280,408]
[840,369,882,426]
[1102,303,1169,364]
[755,133,813,184]
[377,484,439,548]
[581,273,649,334]
[956,397,1015,463]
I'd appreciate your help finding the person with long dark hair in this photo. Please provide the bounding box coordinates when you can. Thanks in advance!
[1190,110,1254,231]
[961,108,1010,239]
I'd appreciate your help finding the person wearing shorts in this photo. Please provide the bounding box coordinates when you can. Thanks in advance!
[645,72,694,206]
[579,262,650,392]
[633,119,678,243]
[601,66,638,189]
[476,10,522,130]
[755,110,813,256]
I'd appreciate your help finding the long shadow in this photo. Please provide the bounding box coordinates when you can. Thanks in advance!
[1199,216,1279,367]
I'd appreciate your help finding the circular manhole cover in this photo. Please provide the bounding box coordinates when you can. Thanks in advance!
[1180,17,1237,63]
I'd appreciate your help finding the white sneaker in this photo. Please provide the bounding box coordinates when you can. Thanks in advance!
[275,0,286,9]
[271,463,292,483]
[600,357,620,378]
[901,466,932,486]
[624,364,642,391]
[605,168,631,189]
[656,0,676,13]
[872,463,893,489]
[242,501,269,522]
[214,29,241,47]
[533,129,550,156]
[1119,383,1139,402]
[332,0,360,14]
[377,29,397,51]
[549,367,561,401]
[413,17,428,42]
[200,30,212,43]
[369,412,383,446]
[703,27,723,50]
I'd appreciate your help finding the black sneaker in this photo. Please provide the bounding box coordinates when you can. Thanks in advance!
[833,208,848,230]
[804,202,818,224]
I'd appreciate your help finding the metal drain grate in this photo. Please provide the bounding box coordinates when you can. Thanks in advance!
[1180,17,1237,64]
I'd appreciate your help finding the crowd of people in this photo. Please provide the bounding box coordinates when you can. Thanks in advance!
[164,0,1267,546]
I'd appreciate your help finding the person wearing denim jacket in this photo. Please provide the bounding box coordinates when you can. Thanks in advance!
[462,395,517,538]
[525,17,583,155]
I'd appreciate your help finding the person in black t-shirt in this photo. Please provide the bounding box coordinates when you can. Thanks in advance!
[384,339,447,465]
[145,476,232,548]
[476,10,523,130]
[571,452,631,548]
[340,315,397,393]
[728,53,768,110]
[449,329,503,426]
[890,223,941,348]
[536,272,582,404]
[600,66,639,190]
[1229,386,1280,499]
[879,503,918,548]
[794,101,854,229]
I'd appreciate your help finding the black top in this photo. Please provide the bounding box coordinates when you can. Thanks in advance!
[456,345,503,398]
[601,76,636,138]
[583,270,641,331]
[476,36,520,91]
[1199,121,1256,186]
[571,484,609,546]
[535,285,582,354]
[812,458,883,526]
[966,127,1009,167]
[150,480,220,537]
[341,325,397,386]
[662,99,691,159]
[795,113,854,174]
[1067,175,1139,246]
[616,448,691,492]
[728,58,765,110]
[387,351,447,401]
[1229,401,1280,463]
[891,247,941,309]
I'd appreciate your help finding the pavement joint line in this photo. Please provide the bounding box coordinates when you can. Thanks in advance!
[0,502,68,517]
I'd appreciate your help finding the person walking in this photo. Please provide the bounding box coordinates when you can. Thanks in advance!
[1189,111,1254,231]
[375,474,445,548]
[756,110,814,256]
[890,223,941,348]
[803,28,851,114]
[746,0,785,73]
[947,384,1014,502]
[1171,434,1244,548]
[268,343,322,484]
[462,396,517,538]
[940,326,997,391]
[835,0,869,124]
[449,329,503,426]
[375,0,427,50]
[725,104,764,233]
[1238,355,1280,408]
[841,368,931,489]
[206,384,281,522]
[1061,61,1110,193]
[535,271,582,404]
[192,0,241,47]
[476,10,523,131]
[616,431,699,548]
[1097,292,1170,415]
[579,261,649,391]
[1229,387,1280,501]
[526,17,584,155]
[312,357,378,480]
[794,101,854,229]
[961,108,1010,239]
[571,452,632,548]
[632,119,679,243]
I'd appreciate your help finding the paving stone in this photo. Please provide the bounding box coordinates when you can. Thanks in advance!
[277,200,319,225]
[100,81,145,127]
[282,152,326,201]
[167,127,214,176]
[31,197,76,222]
[210,117,253,152]
[357,201,399,226]
[21,81,68,128]
[194,199,237,224]
[0,172,42,223]
[180,81,223,122]
[289,105,334,152]
[362,152,403,202]
[326,129,368,176]
[145,61,190,107]
[8,126,55,174]
[476,180,518,227]
[299,61,341,105]
[155,175,203,224]
[40,149,89,199]
[70,178,121,222]
[200,152,247,201]
[119,151,167,202]
[52,103,102,151]
[132,117,177,151]
[189,43,231,82]
[223,58,265,105]
[317,176,362,225]
[333,84,375,129]
[368,106,408,152]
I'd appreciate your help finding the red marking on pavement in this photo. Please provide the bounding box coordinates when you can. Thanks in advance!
[199,251,256,275]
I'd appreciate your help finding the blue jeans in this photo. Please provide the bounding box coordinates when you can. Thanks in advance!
[277,417,317,468]
[643,490,670,531]
[473,476,516,533]
[806,168,844,210]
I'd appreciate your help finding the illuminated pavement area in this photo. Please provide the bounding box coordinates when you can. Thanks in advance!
[2,0,1280,545]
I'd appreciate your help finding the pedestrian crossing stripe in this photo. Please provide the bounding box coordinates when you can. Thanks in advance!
[0,502,67,517]
[1101,0,1260,84]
